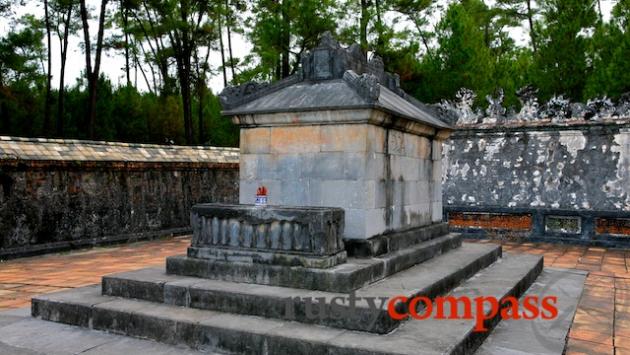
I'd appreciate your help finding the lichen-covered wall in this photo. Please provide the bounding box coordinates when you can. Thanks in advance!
[443,120,630,245]
[0,138,239,259]
[443,122,630,211]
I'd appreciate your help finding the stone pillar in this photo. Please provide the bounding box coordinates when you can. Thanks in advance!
[236,110,450,240]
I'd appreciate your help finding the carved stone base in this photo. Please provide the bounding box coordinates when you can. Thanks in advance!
[189,203,346,268]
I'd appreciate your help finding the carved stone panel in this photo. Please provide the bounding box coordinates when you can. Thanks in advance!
[189,203,346,268]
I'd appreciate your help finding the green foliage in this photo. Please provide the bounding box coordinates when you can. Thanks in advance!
[1,0,630,146]
[533,0,598,101]
[410,0,511,105]
[584,0,630,99]
[0,16,46,87]
[0,75,236,146]
[243,0,343,81]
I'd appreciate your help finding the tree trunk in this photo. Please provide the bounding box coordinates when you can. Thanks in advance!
[123,4,131,86]
[43,0,53,134]
[374,0,384,53]
[178,0,193,144]
[218,8,228,86]
[280,0,290,78]
[360,0,369,57]
[198,85,204,144]
[526,0,537,53]
[225,0,236,80]
[56,7,72,137]
[181,63,193,144]
[80,0,108,139]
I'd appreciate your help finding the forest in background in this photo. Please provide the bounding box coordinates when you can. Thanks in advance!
[0,0,628,146]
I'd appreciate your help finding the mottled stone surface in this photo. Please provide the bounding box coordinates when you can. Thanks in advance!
[188,203,346,268]
[0,138,239,259]
[443,120,630,245]
[444,123,630,211]
[237,118,446,240]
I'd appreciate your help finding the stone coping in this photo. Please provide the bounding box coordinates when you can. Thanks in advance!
[454,116,630,132]
[0,136,239,164]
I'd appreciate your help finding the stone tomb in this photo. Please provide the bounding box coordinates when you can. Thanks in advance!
[31,34,586,355]
[226,35,451,245]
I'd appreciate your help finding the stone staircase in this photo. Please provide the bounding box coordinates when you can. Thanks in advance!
[31,208,584,355]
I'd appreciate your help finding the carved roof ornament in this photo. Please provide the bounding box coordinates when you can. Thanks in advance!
[343,71,380,103]
[516,85,539,121]
[586,97,616,120]
[218,32,450,130]
[455,88,479,125]
[616,92,630,117]
[542,95,571,122]
[484,88,506,124]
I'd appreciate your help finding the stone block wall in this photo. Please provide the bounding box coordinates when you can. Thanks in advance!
[443,120,630,246]
[0,137,239,259]
[239,120,443,239]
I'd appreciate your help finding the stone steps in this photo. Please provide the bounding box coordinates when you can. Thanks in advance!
[32,253,544,355]
[166,233,463,293]
[475,267,587,355]
[102,243,501,334]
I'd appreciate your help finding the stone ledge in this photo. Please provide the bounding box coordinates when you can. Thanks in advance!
[187,246,347,269]
[344,222,449,257]
[166,233,462,292]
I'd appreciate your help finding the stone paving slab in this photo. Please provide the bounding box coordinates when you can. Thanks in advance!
[475,268,588,355]
[0,308,213,355]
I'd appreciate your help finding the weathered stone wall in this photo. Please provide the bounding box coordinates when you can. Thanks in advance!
[443,120,630,245]
[0,137,239,259]
[238,111,444,240]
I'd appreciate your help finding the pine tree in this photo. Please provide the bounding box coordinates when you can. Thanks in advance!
[533,0,598,101]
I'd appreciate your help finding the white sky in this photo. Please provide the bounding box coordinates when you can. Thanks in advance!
[0,0,616,94]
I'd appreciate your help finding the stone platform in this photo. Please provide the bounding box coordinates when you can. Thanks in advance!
[30,237,586,354]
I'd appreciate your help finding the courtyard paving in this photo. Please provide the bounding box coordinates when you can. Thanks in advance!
[0,236,628,355]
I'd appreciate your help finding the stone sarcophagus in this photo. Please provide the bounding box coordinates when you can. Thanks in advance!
[188,203,346,268]
[220,33,452,245]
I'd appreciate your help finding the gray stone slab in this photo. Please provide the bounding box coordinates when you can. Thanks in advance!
[344,222,449,257]
[0,310,211,354]
[0,342,46,355]
[0,316,113,355]
[167,233,462,292]
[475,268,587,355]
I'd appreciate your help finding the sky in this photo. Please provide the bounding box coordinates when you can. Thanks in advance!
[0,0,616,94]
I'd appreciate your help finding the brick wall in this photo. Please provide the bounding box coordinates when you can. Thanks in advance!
[0,137,239,259]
